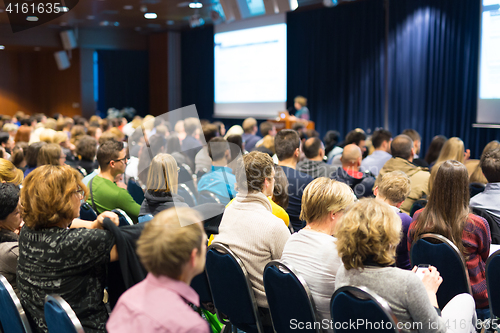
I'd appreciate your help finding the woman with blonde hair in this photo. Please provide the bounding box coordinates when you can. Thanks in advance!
[139,153,188,217]
[37,143,65,166]
[336,198,476,333]
[0,158,23,185]
[434,137,468,166]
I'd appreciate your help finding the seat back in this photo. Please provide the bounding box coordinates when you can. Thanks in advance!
[470,182,486,198]
[205,243,263,333]
[0,275,32,333]
[330,286,399,333]
[112,208,134,226]
[486,250,500,318]
[127,178,145,205]
[79,203,97,221]
[410,233,471,309]
[409,199,427,218]
[44,295,84,333]
[472,207,500,244]
[178,163,198,194]
[191,271,213,305]
[264,261,320,333]
[178,183,198,207]
[198,191,222,205]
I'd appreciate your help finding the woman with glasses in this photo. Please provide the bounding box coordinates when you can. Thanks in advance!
[17,165,119,333]
[139,153,188,217]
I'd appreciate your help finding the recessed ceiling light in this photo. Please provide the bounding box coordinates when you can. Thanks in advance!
[0,45,5,50]
[144,12,157,19]
[189,2,203,8]
[123,5,133,10]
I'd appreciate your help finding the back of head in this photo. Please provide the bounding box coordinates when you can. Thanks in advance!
[344,130,366,146]
[0,183,20,221]
[226,135,243,161]
[137,207,204,279]
[146,153,178,193]
[166,134,182,154]
[436,137,465,164]
[303,137,323,159]
[390,135,413,160]
[294,96,307,107]
[377,171,411,204]
[37,143,62,167]
[26,142,47,168]
[0,131,9,145]
[202,124,219,143]
[323,130,340,154]
[341,144,361,166]
[300,178,354,223]
[39,128,57,144]
[336,198,401,270]
[14,126,31,143]
[76,135,98,161]
[53,131,68,146]
[371,129,392,149]
[237,151,274,194]
[480,147,500,183]
[259,121,274,137]
[184,117,200,136]
[10,143,28,168]
[401,129,420,142]
[208,137,229,161]
[0,159,24,186]
[424,135,447,165]
[97,140,124,170]
[275,129,300,161]
[242,118,257,134]
[272,165,289,209]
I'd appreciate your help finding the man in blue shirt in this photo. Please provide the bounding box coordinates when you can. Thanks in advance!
[241,118,261,152]
[361,129,392,176]
[197,137,237,205]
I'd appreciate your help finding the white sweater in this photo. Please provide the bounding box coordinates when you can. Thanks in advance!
[212,192,291,307]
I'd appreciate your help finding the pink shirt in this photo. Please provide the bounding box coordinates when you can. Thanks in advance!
[107,273,210,333]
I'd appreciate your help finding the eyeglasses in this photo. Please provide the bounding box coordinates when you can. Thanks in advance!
[75,188,85,198]
[112,155,129,164]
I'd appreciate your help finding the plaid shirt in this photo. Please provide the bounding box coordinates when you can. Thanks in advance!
[408,210,491,309]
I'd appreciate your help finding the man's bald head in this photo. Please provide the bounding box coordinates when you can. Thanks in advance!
[303,137,324,159]
[391,135,414,160]
[341,144,362,166]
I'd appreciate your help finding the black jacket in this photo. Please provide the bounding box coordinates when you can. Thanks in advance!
[331,167,376,198]
[139,190,189,216]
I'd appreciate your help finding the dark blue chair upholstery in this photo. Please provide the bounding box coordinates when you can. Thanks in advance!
[191,271,213,306]
[330,286,399,333]
[79,203,97,221]
[410,233,471,309]
[44,295,84,333]
[112,208,134,226]
[486,250,500,319]
[264,261,320,333]
[178,163,198,195]
[198,191,222,205]
[0,275,32,333]
[472,207,500,244]
[470,182,486,199]
[127,178,145,205]
[409,199,427,218]
[205,243,264,333]
[178,184,198,207]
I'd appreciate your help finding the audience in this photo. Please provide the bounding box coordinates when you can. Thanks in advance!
[37,143,65,167]
[270,165,290,226]
[434,137,468,168]
[242,117,262,152]
[107,207,209,333]
[181,117,203,165]
[402,129,428,167]
[23,141,46,176]
[0,131,14,160]
[297,137,337,178]
[329,129,367,167]
[375,134,430,214]
[360,128,392,176]
[336,198,476,333]
[195,123,219,174]
[0,158,24,185]
[424,135,447,166]
[76,135,99,175]
[281,178,354,330]
[323,130,342,161]
[408,160,491,310]
[275,129,313,232]
[469,140,500,185]
[373,171,412,269]
[255,121,277,148]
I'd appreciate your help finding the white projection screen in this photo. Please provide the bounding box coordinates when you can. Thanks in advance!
[214,14,287,118]
[477,0,500,124]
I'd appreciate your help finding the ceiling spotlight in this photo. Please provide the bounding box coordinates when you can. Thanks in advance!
[140,5,148,12]
[0,45,5,50]
[189,2,203,8]
[144,12,157,19]
[123,5,133,10]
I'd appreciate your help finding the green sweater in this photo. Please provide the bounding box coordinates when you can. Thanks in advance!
[87,176,140,223]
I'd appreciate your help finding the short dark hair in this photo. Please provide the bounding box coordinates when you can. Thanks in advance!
[25,142,47,168]
[0,132,9,145]
[345,130,367,146]
[259,121,274,137]
[76,135,97,161]
[202,124,219,143]
[227,135,243,162]
[402,129,421,142]
[208,137,229,161]
[0,183,20,220]
[275,130,300,161]
[371,129,392,149]
[481,148,500,183]
[97,140,124,170]
[303,137,323,159]
[390,135,413,160]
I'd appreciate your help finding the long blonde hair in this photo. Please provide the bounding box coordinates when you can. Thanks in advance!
[146,153,179,194]
[436,137,465,164]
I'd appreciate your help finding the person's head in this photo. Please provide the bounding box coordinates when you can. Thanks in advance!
[371,129,392,152]
[424,135,447,165]
[53,131,69,148]
[146,153,179,194]
[480,147,500,183]
[336,198,402,270]
[96,140,127,175]
[87,126,102,142]
[166,134,182,154]
[0,158,24,185]
[414,160,469,257]
[22,165,88,230]
[37,143,65,166]
[436,137,465,164]
[323,130,340,155]
[212,121,225,137]
[0,131,14,152]
[14,125,31,143]
[302,137,324,160]
[272,165,289,210]
[259,121,277,137]
[202,124,219,144]
[390,134,414,160]
[275,129,301,162]
[242,118,258,134]
[301,178,354,232]
[184,117,201,137]
[10,142,28,169]
[294,96,307,110]
[76,135,98,162]
[208,137,230,163]
[25,142,47,168]
[39,128,57,144]
[344,130,367,152]
[340,144,362,168]
[226,135,243,161]
[402,129,421,155]
[237,151,275,196]
[70,125,86,143]
[374,171,411,207]
[137,207,206,282]
[0,183,21,233]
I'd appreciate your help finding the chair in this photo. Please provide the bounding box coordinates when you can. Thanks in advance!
[44,295,84,333]
[205,243,264,333]
[330,285,399,333]
[178,163,198,194]
[263,261,320,333]
[79,202,97,221]
[409,199,427,218]
[410,233,471,309]
[196,168,208,182]
[191,270,213,306]
[178,183,198,207]
[127,178,145,205]
[198,191,222,205]
[472,207,500,244]
[112,208,134,226]
[486,250,500,321]
[0,275,32,333]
